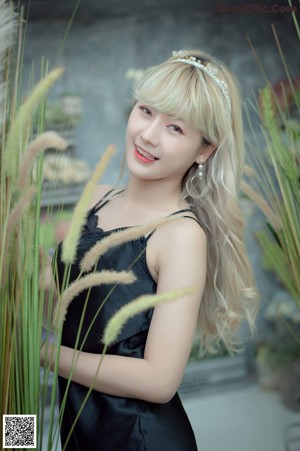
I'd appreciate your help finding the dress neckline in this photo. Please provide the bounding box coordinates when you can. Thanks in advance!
[88,207,195,237]
[87,188,195,234]
[88,211,133,234]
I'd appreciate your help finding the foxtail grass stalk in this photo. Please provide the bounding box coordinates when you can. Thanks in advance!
[0,1,17,75]
[59,285,194,449]
[52,270,136,328]
[62,144,115,264]
[1,186,37,286]
[4,66,64,183]
[103,286,195,346]
[80,214,184,273]
[17,131,68,189]
[6,186,37,230]
[0,4,120,450]
[288,0,300,40]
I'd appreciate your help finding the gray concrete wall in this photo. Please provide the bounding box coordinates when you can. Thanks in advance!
[22,7,298,179]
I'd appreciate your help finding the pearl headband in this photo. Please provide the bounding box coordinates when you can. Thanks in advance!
[172,50,231,114]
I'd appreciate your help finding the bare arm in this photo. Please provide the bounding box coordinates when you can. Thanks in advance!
[41,219,207,403]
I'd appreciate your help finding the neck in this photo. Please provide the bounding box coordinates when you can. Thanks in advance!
[123,176,184,212]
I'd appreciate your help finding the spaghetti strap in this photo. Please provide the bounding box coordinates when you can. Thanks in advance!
[169,208,194,216]
[146,208,201,241]
[87,188,124,218]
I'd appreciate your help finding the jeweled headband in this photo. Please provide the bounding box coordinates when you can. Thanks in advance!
[171,50,231,114]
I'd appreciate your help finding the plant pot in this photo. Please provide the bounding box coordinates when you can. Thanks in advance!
[280,360,300,411]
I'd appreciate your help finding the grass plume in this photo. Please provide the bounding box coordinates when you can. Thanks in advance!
[6,185,37,230]
[1,186,37,285]
[17,131,68,189]
[102,286,194,346]
[62,145,115,264]
[4,66,65,182]
[52,270,136,328]
[0,0,17,127]
[80,214,184,273]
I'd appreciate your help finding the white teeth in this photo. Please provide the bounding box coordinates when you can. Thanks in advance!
[137,147,156,160]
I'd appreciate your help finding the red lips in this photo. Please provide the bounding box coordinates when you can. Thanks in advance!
[134,146,158,164]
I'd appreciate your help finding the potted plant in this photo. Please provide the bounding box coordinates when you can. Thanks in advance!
[242,24,300,409]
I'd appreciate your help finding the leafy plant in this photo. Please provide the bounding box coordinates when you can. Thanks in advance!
[241,26,300,393]
[242,26,300,311]
[256,340,300,370]
[0,2,66,448]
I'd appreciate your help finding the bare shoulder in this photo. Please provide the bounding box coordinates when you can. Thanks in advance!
[149,215,207,279]
[88,184,114,209]
[156,214,207,251]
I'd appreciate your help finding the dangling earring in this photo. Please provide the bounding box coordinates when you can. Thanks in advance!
[191,161,205,184]
[198,162,204,180]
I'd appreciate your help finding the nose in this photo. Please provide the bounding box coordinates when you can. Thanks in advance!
[140,119,160,146]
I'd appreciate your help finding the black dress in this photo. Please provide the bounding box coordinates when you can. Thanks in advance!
[55,191,198,451]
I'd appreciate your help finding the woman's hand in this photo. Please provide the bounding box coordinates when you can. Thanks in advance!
[39,247,58,329]
[39,247,56,293]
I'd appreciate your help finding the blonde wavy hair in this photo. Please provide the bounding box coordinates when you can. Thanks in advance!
[134,49,259,354]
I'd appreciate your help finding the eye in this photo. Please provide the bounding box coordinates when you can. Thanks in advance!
[168,124,183,134]
[139,105,152,116]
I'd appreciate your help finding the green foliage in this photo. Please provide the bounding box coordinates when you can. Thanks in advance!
[258,85,299,301]
[244,27,300,372]
[256,341,300,369]
[244,81,300,308]
[0,6,66,449]
[256,230,299,304]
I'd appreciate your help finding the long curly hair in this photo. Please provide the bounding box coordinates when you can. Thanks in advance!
[134,49,259,354]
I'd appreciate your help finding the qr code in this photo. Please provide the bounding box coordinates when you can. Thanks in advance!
[3,415,36,449]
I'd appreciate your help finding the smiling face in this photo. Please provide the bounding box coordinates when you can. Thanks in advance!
[125,101,213,185]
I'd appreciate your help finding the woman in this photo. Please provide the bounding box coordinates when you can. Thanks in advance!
[41,49,258,450]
